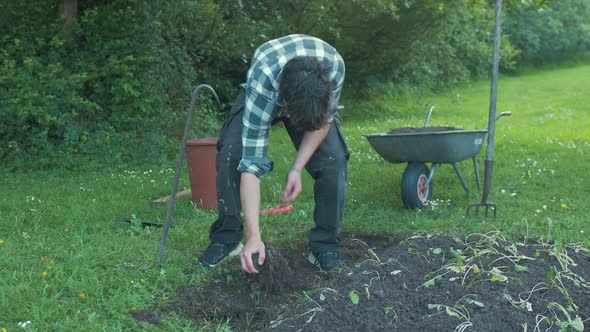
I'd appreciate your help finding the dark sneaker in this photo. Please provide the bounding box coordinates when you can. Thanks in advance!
[198,242,243,268]
[308,251,343,271]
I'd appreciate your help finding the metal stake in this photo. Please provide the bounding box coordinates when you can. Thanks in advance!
[156,84,220,267]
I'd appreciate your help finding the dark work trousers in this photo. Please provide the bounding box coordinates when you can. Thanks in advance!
[208,88,349,254]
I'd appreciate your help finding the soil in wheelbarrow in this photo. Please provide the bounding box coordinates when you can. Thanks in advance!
[388,126,462,134]
[133,232,590,331]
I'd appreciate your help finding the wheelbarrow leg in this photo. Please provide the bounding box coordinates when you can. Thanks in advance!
[473,157,481,192]
[427,163,437,186]
[452,163,471,196]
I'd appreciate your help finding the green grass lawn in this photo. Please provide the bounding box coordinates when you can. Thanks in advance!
[1,63,589,330]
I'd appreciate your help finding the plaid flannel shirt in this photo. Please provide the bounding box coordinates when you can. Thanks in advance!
[238,34,345,177]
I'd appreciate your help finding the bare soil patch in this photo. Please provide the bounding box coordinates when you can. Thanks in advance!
[134,232,589,331]
[387,126,462,134]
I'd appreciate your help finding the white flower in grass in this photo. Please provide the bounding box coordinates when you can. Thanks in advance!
[18,321,32,328]
[543,205,547,210]
[501,189,506,194]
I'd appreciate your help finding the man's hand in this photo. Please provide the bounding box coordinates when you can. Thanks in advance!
[280,169,302,201]
[240,238,266,274]
[281,126,330,202]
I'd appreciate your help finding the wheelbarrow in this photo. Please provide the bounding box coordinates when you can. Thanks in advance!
[364,107,511,209]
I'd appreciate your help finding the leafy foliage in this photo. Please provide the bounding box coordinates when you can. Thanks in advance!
[504,0,590,64]
[0,0,588,170]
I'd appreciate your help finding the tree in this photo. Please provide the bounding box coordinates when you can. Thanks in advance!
[62,0,78,40]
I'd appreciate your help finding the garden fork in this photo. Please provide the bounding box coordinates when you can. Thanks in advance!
[467,0,502,218]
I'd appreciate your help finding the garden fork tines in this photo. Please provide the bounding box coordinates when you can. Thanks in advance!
[466,160,496,218]
[466,201,497,218]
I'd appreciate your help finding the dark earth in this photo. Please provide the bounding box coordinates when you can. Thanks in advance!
[134,232,589,331]
[387,126,462,134]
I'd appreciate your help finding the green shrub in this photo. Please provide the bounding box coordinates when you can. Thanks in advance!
[504,0,590,64]
[1,0,588,171]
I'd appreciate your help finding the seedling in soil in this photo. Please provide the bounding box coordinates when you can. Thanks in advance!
[270,307,323,328]
[450,248,465,270]
[432,247,443,255]
[488,267,509,282]
[428,295,484,331]
[317,287,338,302]
[361,270,381,300]
[546,302,584,332]
[302,291,322,308]
[367,248,381,263]
[548,270,580,311]
[383,306,399,321]
[461,264,480,286]
[348,290,360,305]
[548,243,576,272]
[502,282,548,312]
[270,290,325,328]
[421,275,443,288]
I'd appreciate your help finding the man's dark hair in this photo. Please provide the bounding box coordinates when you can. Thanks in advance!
[279,56,332,132]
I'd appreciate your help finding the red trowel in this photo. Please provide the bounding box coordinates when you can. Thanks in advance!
[261,204,294,215]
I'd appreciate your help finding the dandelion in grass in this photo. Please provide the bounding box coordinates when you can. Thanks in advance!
[42,271,48,277]
[561,203,567,209]
[131,306,137,312]
[140,278,145,284]
[1,326,6,332]
[0,239,4,245]
[64,228,70,232]
[79,293,86,299]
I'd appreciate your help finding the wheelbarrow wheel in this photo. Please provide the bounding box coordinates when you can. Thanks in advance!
[401,162,433,209]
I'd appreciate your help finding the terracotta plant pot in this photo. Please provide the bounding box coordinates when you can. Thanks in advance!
[185,138,218,209]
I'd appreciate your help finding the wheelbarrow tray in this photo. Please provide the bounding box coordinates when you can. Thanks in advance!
[364,129,487,164]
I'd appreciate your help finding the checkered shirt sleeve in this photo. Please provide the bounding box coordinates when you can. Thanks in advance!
[237,34,345,177]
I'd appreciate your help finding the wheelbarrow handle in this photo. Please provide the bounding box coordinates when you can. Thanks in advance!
[484,111,511,130]
[424,106,435,127]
